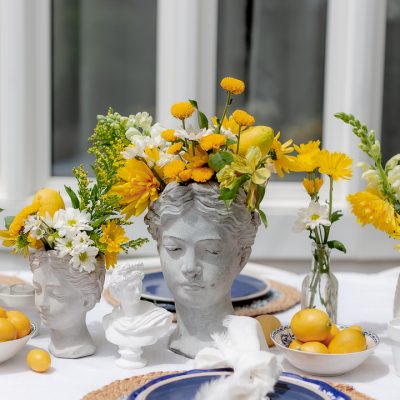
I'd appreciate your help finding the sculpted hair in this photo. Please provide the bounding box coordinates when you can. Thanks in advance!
[29,250,105,303]
[144,182,260,253]
[109,263,144,301]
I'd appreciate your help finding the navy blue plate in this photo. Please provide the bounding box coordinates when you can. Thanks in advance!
[141,272,269,304]
[128,369,350,400]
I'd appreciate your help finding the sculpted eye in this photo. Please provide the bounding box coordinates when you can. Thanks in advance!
[165,246,181,252]
[206,249,221,255]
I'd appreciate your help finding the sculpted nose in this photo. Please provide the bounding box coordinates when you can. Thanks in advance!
[181,251,202,279]
[35,291,49,311]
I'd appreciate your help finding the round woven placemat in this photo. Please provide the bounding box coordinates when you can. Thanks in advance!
[103,278,300,318]
[82,370,375,400]
[0,274,29,286]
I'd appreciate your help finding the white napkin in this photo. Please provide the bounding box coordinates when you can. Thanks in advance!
[193,315,280,400]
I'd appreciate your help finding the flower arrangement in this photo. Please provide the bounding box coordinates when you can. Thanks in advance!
[0,167,148,273]
[336,112,400,251]
[89,77,296,226]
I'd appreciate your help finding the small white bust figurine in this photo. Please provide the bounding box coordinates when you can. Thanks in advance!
[103,263,173,369]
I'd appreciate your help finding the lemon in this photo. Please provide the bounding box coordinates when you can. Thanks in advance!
[290,308,331,342]
[0,307,7,318]
[322,324,340,346]
[27,349,51,373]
[231,126,274,156]
[6,310,31,338]
[349,325,363,332]
[328,328,367,354]
[0,318,17,342]
[32,188,65,217]
[289,339,303,350]
[300,341,329,354]
[255,315,281,347]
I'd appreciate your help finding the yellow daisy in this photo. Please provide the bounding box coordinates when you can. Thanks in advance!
[317,150,352,181]
[269,132,296,177]
[292,140,321,172]
[163,160,186,180]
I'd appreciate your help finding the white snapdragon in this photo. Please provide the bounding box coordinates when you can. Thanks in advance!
[24,215,45,239]
[220,127,237,142]
[388,165,400,202]
[361,169,380,192]
[53,208,92,238]
[125,127,142,142]
[293,201,331,232]
[126,112,153,132]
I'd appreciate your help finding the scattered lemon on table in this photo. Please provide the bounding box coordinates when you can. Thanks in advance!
[290,308,331,342]
[27,349,51,373]
[328,328,367,354]
[255,314,281,347]
[0,318,17,342]
[300,341,329,354]
[6,310,31,339]
[289,339,303,350]
[0,307,7,318]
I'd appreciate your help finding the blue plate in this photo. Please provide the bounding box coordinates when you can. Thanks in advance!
[128,369,350,400]
[141,272,269,304]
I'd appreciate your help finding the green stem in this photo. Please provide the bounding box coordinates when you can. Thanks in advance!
[218,92,231,133]
[182,119,186,130]
[236,126,242,154]
[191,141,196,156]
[151,167,166,189]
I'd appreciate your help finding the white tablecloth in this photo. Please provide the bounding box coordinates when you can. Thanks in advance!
[1,258,399,400]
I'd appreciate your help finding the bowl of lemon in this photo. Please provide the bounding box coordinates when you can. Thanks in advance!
[0,306,36,364]
[271,308,379,376]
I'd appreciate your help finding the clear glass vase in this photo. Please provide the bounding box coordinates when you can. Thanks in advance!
[301,243,338,322]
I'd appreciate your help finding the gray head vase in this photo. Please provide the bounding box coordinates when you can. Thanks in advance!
[145,182,260,358]
[29,250,105,359]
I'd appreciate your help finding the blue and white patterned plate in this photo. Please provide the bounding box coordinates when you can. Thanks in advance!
[127,369,350,400]
[141,271,270,304]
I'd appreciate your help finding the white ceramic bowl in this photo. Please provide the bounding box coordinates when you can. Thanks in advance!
[271,325,380,376]
[0,323,37,364]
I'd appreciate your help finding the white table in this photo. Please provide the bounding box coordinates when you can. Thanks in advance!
[1,258,399,400]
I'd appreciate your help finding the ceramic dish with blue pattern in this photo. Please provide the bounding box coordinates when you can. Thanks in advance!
[271,325,380,376]
[127,369,350,400]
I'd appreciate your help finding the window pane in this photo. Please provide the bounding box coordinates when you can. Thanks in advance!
[216,0,327,180]
[52,0,157,176]
[382,0,400,163]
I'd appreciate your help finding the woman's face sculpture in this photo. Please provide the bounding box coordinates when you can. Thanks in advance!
[32,264,88,330]
[159,209,245,309]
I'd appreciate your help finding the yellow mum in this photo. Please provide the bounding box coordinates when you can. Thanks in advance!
[191,167,214,183]
[347,190,397,235]
[163,160,186,179]
[232,110,255,127]
[161,129,177,142]
[166,142,183,155]
[178,169,192,182]
[199,134,227,151]
[100,221,129,268]
[220,77,245,95]
[269,132,296,177]
[171,102,195,120]
[317,150,352,181]
[303,178,324,196]
[111,159,160,218]
[183,147,209,169]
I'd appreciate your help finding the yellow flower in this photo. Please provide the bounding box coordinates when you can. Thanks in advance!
[220,77,245,95]
[99,221,129,268]
[317,150,352,181]
[232,110,255,127]
[347,190,397,235]
[170,102,195,120]
[144,146,160,164]
[212,115,241,134]
[166,142,183,155]
[32,188,65,217]
[178,169,192,182]
[199,134,227,151]
[161,129,177,142]
[292,140,321,172]
[183,147,209,169]
[111,159,160,218]
[163,160,186,179]
[269,132,296,177]
[303,178,324,196]
[191,167,214,183]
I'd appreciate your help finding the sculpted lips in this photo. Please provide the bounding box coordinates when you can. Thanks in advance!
[181,282,205,290]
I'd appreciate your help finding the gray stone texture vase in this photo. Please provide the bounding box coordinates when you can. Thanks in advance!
[145,182,260,358]
[29,250,105,358]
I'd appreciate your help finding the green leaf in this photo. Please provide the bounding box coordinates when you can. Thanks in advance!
[330,210,343,223]
[327,240,347,253]
[64,186,80,209]
[91,216,109,230]
[91,184,99,202]
[208,151,234,172]
[198,111,209,129]
[226,138,237,146]
[255,185,266,210]
[258,208,268,227]
[218,175,249,205]
[4,216,15,229]
[0,208,3,213]
[189,99,198,109]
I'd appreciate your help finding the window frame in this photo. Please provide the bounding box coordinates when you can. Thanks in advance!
[0,0,395,259]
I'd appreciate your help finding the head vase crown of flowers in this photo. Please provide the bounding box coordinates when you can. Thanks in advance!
[91,77,299,226]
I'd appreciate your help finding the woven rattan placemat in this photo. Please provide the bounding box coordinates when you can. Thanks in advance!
[0,274,29,286]
[82,370,375,400]
[103,278,300,318]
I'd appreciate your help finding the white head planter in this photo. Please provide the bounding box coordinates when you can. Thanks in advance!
[30,250,105,359]
[103,263,173,369]
[145,182,260,358]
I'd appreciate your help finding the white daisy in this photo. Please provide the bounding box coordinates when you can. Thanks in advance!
[293,201,331,232]
[175,127,212,142]
[72,231,94,248]
[53,208,92,238]
[24,215,45,239]
[55,237,74,257]
[70,245,99,274]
